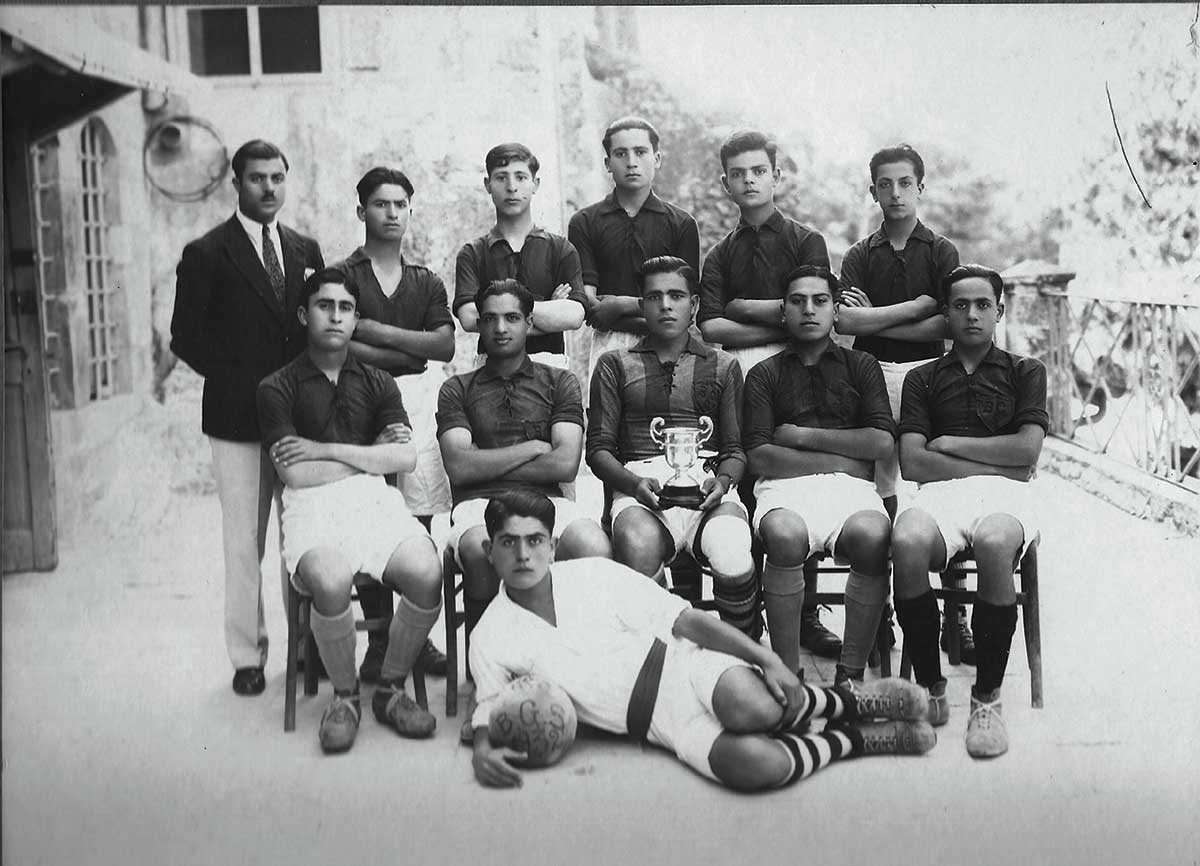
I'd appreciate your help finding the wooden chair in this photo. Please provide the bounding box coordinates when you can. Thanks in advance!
[899,538,1043,708]
[284,574,426,732]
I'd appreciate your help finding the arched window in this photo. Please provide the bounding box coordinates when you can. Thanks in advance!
[79,118,120,402]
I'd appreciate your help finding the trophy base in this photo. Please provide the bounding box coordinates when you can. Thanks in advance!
[658,484,705,510]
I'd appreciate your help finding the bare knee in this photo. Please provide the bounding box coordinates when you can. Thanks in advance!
[710,667,782,732]
[891,511,941,597]
[613,509,670,576]
[383,537,442,606]
[708,734,790,791]
[759,510,809,566]
[972,514,1023,563]
[558,519,612,560]
[295,548,353,611]
[838,511,891,571]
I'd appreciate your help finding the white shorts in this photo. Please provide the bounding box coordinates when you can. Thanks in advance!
[752,474,887,559]
[394,368,452,516]
[724,343,787,375]
[648,639,751,782]
[610,457,746,559]
[588,329,642,389]
[905,476,1042,568]
[445,496,583,567]
[281,474,429,582]
[876,359,927,500]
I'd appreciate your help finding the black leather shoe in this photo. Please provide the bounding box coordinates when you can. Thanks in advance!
[418,638,448,677]
[359,639,386,684]
[941,609,977,665]
[799,607,843,659]
[232,667,266,696]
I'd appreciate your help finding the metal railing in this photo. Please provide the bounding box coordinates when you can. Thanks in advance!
[1043,285,1200,487]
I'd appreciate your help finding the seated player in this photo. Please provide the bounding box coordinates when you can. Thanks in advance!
[586,256,759,638]
[742,265,896,685]
[437,278,611,639]
[454,142,587,370]
[468,491,935,791]
[892,264,1048,759]
[257,268,443,753]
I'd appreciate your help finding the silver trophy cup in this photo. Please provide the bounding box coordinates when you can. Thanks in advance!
[649,416,714,509]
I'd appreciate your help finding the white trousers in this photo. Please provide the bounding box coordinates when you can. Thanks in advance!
[209,437,284,670]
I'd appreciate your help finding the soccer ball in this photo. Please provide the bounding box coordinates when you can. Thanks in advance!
[487,675,578,767]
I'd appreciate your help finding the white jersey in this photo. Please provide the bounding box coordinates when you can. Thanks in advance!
[469,558,691,733]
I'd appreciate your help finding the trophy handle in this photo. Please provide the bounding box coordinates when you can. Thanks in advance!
[650,416,666,448]
[697,415,713,447]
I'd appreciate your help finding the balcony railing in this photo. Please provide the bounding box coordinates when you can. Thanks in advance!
[1041,283,1199,488]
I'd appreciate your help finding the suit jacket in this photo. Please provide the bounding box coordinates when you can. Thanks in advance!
[170,215,324,442]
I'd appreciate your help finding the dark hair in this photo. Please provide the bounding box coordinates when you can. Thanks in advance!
[477,279,535,317]
[942,264,1004,303]
[301,267,358,307]
[637,256,698,296]
[485,143,539,177]
[781,264,840,300]
[602,116,660,155]
[869,144,926,184]
[719,130,778,171]
[484,490,556,538]
[356,167,414,206]
[231,139,289,180]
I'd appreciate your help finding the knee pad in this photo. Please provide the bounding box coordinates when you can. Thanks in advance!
[699,515,754,576]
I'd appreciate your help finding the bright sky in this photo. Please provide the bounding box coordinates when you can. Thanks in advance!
[636,4,1194,213]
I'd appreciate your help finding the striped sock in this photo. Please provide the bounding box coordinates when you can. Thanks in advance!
[782,683,857,730]
[711,567,761,638]
[768,728,856,786]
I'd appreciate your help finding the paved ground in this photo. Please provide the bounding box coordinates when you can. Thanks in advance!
[4,472,1199,866]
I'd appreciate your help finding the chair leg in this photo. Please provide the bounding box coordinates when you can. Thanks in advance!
[285,584,300,732]
[1021,545,1043,708]
[944,587,962,667]
[876,622,892,678]
[443,547,458,717]
[899,644,912,681]
[303,598,319,697]
[412,658,428,711]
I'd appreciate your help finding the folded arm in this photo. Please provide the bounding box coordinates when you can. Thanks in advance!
[723,298,783,326]
[926,424,1045,468]
[502,422,583,485]
[773,424,893,460]
[834,296,938,337]
[899,432,1035,483]
[352,320,455,362]
[873,314,949,342]
[698,317,788,348]
[439,427,550,487]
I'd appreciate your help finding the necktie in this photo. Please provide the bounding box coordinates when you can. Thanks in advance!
[262,224,285,305]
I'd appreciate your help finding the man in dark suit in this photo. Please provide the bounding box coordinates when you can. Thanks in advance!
[170,139,324,696]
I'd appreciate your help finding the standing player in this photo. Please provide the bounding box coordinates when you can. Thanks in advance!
[454,143,587,370]
[568,116,700,385]
[743,266,895,685]
[836,144,968,659]
[893,265,1047,758]
[170,139,323,696]
[468,491,935,791]
[697,129,840,658]
[257,269,443,752]
[587,256,759,638]
[334,167,453,682]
